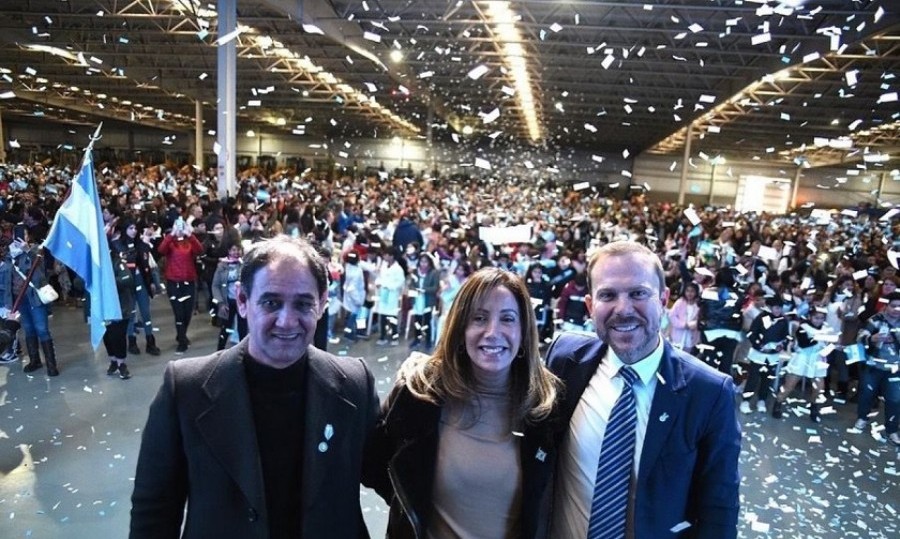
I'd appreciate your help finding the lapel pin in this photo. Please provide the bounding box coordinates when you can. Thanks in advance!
[324,424,334,441]
[318,442,329,453]
[659,412,669,422]
[535,448,547,462]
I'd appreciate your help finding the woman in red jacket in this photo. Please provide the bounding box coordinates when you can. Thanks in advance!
[157,218,204,353]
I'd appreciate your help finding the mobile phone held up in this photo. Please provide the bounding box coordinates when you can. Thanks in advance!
[13,224,26,242]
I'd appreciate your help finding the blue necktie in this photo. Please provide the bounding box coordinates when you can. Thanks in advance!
[587,366,640,539]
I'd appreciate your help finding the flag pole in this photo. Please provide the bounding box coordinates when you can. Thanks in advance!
[86,122,103,153]
[57,123,104,207]
[41,121,121,349]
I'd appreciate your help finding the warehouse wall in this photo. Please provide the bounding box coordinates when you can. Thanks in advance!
[2,118,895,209]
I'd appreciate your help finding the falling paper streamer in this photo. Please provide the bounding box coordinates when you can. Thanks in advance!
[683,207,701,226]
[215,27,244,46]
[481,108,500,124]
[474,157,492,170]
[887,250,900,270]
[467,64,490,80]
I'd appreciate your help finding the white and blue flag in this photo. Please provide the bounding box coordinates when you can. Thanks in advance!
[42,131,120,348]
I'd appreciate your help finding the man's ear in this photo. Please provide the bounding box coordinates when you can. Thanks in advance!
[317,291,328,320]
[236,282,248,318]
[585,294,593,315]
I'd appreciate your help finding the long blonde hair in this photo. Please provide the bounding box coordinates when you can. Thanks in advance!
[402,267,559,425]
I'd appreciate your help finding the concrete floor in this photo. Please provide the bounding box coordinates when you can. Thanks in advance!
[0,297,897,538]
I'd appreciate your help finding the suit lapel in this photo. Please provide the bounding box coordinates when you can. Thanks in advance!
[301,347,358,513]
[560,340,605,422]
[638,343,688,484]
[195,341,267,512]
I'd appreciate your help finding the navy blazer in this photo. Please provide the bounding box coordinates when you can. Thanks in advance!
[546,332,741,539]
[130,339,379,539]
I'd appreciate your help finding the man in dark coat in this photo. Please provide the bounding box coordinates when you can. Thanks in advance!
[130,236,379,539]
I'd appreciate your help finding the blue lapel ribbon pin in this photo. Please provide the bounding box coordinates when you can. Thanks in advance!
[324,424,334,441]
[659,412,669,422]
[318,441,328,453]
[535,448,547,462]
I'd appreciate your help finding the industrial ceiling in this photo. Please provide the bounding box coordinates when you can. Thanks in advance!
[0,0,897,167]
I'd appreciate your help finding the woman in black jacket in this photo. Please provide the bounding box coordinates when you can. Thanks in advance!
[364,268,561,538]
[697,267,745,377]
[99,247,136,379]
[111,218,161,356]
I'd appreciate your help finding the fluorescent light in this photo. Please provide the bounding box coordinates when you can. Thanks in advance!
[483,1,542,142]
[863,153,890,163]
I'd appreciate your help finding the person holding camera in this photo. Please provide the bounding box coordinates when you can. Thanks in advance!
[157,217,203,353]
[211,242,246,350]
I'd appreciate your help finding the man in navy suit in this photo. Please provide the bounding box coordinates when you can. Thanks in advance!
[547,241,740,538]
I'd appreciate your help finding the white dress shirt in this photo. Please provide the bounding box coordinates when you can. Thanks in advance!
[551,338,663,539]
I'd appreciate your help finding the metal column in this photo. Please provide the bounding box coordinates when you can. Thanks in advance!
[708,162,718,206]
[877,171,888,207]
[426,105,434,174]
[195,100,204,170]
[216,0,237,198]
[677,123,693,205]
[790,165,802,210]
[0,109,6,163]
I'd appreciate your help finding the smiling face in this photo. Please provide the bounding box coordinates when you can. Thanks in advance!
[236,256,325,369]
[587,252,669,365]
[464,285,522,382]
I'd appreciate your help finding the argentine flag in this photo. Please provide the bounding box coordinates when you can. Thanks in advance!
[43,149,121,348]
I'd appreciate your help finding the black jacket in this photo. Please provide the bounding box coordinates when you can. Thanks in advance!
[699,287,743,332]
[747,311,790,352]
[363,383,561,539]
[111,236,156,298]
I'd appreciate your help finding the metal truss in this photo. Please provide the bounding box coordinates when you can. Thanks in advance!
[0,0,895,159]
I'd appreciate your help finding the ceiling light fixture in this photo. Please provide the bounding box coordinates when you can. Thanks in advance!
[483,1,542,143]
[245,33,419,134]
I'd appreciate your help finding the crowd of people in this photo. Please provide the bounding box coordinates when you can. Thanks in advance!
[0,158,898,535]
[0,161,898,434]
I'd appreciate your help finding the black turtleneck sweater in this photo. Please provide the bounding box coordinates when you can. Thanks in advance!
[244,355,308,539]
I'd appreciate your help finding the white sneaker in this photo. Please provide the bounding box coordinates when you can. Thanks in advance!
[740,401,752,414]
[328,337,340,344]
[756,400,767,413]
[853,419,867,431]
[889,432,900,447]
